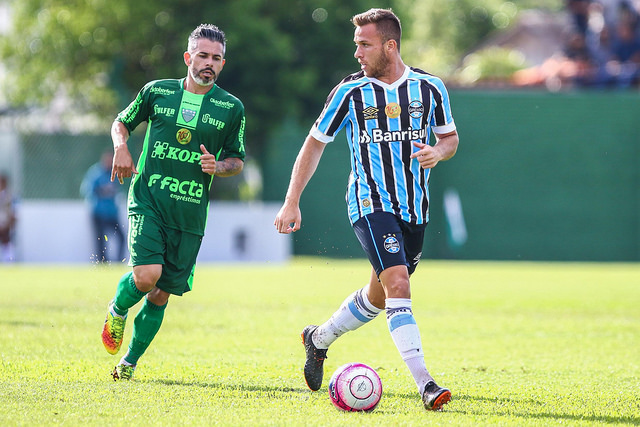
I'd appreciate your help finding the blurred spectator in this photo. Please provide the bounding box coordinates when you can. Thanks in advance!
[567,0,593,34]
[514,0,640,89]
[606,18,640,86]
[80,151,126,263]
[0,173,17,262]
[512,31,599,89]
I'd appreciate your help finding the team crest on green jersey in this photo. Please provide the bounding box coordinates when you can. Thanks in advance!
[177,91,205,129]
[181,108,197,123]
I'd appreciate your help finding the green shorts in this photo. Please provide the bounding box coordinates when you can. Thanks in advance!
[128,213,203,296]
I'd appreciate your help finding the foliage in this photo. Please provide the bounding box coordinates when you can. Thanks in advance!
[0,0,565,165]
[453,46,527,85]
[0,260,639,425]
[0,0,374,146]
[397,0,563,77]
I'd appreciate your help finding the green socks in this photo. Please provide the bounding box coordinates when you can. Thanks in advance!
[112,271,146,316]
[123,298,167,365]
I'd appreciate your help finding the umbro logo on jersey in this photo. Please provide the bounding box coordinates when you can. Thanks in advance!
[363,106,379,120]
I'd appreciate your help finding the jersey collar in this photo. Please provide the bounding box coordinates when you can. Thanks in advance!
[367,66,410,90]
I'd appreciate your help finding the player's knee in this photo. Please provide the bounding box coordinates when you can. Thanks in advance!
[379,266,411,299]
[147,287,170,306]
[385,279,411,299]
[133,265,162,292]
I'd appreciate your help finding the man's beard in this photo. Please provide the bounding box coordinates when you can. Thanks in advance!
[365,51,390,79]
[190,66,216,86]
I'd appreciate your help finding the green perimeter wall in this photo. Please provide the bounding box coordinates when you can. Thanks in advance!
[263,91,640,262]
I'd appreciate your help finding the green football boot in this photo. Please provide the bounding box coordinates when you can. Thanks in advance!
[112,363,136,381]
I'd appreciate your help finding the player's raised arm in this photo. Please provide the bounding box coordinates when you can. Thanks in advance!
[274,135,326,234]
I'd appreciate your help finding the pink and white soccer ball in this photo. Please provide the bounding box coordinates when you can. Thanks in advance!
[328,363,382,412]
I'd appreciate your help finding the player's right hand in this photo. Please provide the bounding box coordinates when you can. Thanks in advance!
[111,146,138,184]
[274,203,301,234]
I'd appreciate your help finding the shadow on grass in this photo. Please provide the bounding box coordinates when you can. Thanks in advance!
[0,320,42,327]
[142,380,639,424]
[451,392,640,425]
[150,378,310,395]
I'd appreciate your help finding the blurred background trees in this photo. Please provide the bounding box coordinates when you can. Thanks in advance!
[0,0,563,138]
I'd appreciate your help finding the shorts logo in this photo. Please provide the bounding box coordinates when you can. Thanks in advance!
[363,106,379,120]
[176,128,192,145]
[408,101,424,118]
[385,102,401,119]
[383,234,400,253]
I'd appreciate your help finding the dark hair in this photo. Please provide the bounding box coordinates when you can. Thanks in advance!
[188,23,226,54]
[351,8,402,51]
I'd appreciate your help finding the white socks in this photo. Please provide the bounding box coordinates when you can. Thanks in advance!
[311,290,434,393]
[312,287,382,349]
[386,298,434,392]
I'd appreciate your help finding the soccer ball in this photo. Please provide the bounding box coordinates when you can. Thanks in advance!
[328,363,382,412]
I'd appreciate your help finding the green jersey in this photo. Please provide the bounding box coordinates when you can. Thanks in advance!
[117,78,245,236]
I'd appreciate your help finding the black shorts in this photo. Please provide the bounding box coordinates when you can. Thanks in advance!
[353,212,427,277]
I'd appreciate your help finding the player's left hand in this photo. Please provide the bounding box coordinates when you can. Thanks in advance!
[200,144,216,175]
[410,142,441,169]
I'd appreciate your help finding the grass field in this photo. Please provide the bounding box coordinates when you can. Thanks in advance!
[1,258,639,426]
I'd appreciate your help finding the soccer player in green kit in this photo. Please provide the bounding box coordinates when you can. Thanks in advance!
[102,23,245,380]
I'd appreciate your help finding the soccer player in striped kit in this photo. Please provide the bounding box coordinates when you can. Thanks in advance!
[274,8,459,411]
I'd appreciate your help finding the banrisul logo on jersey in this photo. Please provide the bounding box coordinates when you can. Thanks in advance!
[359,125,428,144]
[147,173,203,204]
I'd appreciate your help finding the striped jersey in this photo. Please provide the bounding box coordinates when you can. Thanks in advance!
[310,66,456,225]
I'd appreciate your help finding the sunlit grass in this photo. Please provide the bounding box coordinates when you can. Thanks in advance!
[0,259,638,425]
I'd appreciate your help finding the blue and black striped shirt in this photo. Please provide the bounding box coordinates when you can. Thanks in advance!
[310,66,456,225]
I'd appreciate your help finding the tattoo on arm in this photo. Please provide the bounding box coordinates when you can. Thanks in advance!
[215,157,244,177]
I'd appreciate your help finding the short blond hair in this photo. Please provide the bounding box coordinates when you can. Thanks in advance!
[351,8,402,51]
